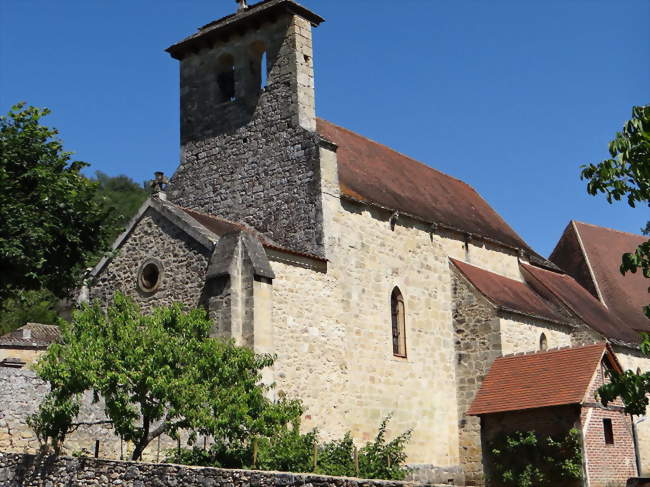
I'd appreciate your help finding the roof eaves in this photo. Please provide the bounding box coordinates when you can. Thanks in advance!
[345,193,534,259]
[496,305,575,329]
[167,0,324,60]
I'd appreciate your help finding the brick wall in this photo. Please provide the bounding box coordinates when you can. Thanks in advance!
[581,406,636,487]
[581,361,637,487]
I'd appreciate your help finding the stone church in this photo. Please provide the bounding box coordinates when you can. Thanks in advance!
[51,0,649,485]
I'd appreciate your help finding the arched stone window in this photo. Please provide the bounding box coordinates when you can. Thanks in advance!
[217,53,236,102]
[539,333,548,351]
[391,287,406,357]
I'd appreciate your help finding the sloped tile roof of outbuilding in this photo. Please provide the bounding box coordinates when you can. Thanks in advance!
[521,263,640,345]
[468,342,620,415]
[450,258,565,323]
[317,118,546,259]
[0,323,60,348]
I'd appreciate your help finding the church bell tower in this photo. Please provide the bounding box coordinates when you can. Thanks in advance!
[165,0,326,257]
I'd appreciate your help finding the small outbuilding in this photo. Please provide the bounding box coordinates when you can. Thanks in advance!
[469,342,638,487]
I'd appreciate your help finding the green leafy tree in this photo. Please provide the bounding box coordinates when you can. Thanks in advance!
[580,104,650,319]
[92,171,148,243]
[317,432,356,477]
[582,105,650,415]
[0,289,59,335]
[0,169,149,334]
[0,103,112,304]
[29,293,301,460]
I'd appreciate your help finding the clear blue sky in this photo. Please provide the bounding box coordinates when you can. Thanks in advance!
[1,0,648,257]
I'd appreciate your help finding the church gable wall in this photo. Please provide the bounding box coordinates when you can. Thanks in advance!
[90,208,210,312]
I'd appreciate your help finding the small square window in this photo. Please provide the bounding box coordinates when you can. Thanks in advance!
[603,418,614,444]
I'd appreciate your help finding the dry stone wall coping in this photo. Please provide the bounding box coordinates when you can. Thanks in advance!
[0,452,450,487]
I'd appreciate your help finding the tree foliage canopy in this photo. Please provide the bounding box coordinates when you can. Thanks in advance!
[0,101,147,333]
[29,294,300,460]
[585,105,650,416]
[93,170,148,243]
[0,103,112,303]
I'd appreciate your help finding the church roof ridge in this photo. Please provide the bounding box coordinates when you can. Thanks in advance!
[572,219,648,239]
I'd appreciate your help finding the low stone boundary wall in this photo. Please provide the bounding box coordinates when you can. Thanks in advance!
[0,452,450,487]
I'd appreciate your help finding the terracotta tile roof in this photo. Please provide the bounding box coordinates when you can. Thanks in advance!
[450,259,565,323]
[468,343,619,415]
[0,323,60,348]
[317,118,541,255]
[551,221,650,334]
[521,263,640,345]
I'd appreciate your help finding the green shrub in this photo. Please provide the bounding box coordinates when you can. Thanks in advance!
[358,416,412,480]
[487,428,583,487]
[257,420,318,473]
[168,415,412,481]
[317,432,356,477]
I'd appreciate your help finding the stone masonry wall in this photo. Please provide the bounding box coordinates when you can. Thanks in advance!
[451,273,502,486]
[90,209,210,312]
[0,452,449,487]
[0,368,181,462]
[498,313,572,356]
[169,14,324,257]
[257,142,539,485]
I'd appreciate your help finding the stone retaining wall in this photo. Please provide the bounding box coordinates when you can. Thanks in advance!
[0,367,179,461]
[0,452,449,487]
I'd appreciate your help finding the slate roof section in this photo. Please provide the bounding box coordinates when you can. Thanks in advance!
[468,343,620,415]
[550,221,650,334]
[317,119,554,267]
[450,259,565,323]
[521,263,640,345]
[0,323,60,349]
